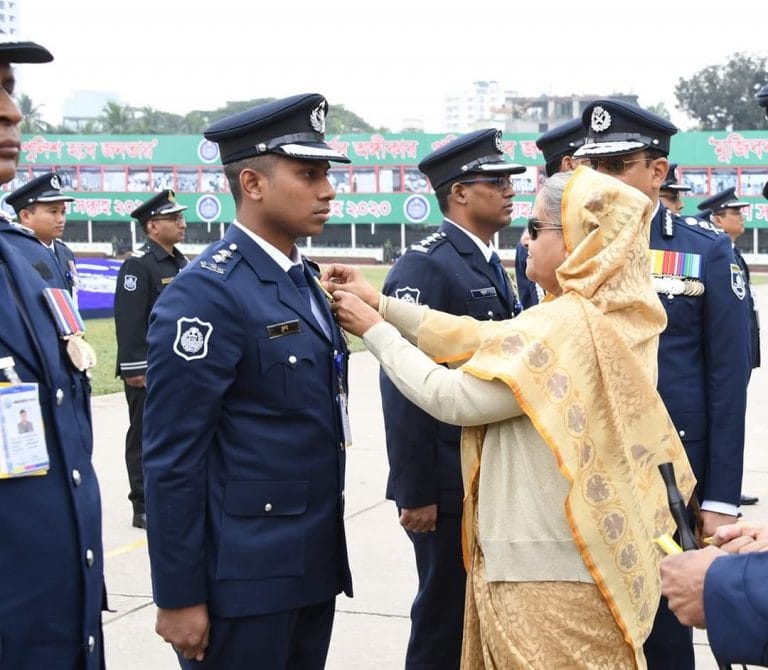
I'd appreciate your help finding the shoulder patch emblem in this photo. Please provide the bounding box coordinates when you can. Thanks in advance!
[123,274,137,291]
[731,263,747,300]
[173,317,213,361]
[395,286,421,305]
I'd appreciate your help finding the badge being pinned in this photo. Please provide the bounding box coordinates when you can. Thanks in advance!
[123,274,137,291]
[395,286,421,305]
[173,317,213,361]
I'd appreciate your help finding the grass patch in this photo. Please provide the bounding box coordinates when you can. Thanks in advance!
[84,264,392,395]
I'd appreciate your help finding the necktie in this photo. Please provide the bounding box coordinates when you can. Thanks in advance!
[489,252,510,302]
[287,264,313,309]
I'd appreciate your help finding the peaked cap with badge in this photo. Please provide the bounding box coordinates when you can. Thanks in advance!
[661,163,691,193]
[130,189,187,226]
[697,187,749,214]
[0,29,53,63]
[575,98,678,158]
[6,171,74,215]
[535,119,586,177]
[418,128,525,190]
[203,93,350,165]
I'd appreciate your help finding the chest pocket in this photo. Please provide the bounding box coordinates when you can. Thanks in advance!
[465,294,505,321]
[659,293,701,336]
[257,335,317,410]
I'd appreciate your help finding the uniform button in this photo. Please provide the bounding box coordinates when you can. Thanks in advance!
[264,502,273,512]
[87,635,96,653]
[85,549,94,567]
[487,311,494,318]
[72,469,82,486]
[288,355,297,365]
[56,388,64,405]
[229,243,237,251]
[679,430,686,438]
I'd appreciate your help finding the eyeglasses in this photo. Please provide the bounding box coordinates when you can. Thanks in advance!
[153,214,186,224]
[587,156,650,175]
[457,175,513,189]
[660,192,682,202]
[527,217,562,240]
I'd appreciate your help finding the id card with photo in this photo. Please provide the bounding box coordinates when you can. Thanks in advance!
[0,383,49,478]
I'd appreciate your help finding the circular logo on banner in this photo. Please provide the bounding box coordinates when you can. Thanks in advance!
[196,195,221,222]
[197,139,220,164]
[403,194,430,224]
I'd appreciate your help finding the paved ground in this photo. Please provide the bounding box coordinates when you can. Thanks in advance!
[94,286,768,670]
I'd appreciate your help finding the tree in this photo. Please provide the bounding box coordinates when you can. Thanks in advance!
[647,102,670,121]
[100,101,134,133]
[674,53,768,130]
[18,93,51,133]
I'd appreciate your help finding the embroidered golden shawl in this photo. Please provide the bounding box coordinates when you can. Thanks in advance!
[414,167,695,667]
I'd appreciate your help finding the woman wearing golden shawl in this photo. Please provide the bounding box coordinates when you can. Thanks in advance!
[326,166,695,669]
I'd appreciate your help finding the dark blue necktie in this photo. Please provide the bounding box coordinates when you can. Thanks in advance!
[287,264,313,309]
[489,251,511,302]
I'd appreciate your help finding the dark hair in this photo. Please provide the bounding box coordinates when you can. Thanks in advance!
[224,154,277,204]
[434,178,464,215]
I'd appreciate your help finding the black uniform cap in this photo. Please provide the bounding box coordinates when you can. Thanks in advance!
[130,190,187,225]
[418,128,525,190]
[0,30,52,63]
[203,93,350,165]
[6,171,73,214]
[535,119,585,177]
[575,99,678,158]
[697,187,749,213]
[660,163,691,193]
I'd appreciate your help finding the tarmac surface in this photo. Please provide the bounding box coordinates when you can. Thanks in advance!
[94,285,768,670]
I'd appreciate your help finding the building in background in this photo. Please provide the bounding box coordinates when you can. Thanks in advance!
[0,0,20,35]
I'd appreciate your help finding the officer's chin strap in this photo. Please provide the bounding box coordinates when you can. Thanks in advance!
[657,463,738,670]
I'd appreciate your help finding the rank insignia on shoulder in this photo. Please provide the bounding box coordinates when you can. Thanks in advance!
[730,263,747,300]
[200,260,225,274]
[173,317,213,361]
[410,231,447,253]
[267,319,301,338]
[395,286,421,304]
[663,210,674,237]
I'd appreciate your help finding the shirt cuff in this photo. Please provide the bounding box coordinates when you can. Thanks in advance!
[700,500,739,516]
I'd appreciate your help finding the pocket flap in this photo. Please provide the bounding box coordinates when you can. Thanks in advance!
[223,480,309,517]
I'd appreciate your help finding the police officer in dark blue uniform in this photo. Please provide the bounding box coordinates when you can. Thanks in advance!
[575,98,751,670]
[114,190,188,529]
[6,171,78,295]
[0,34,105,669]
[380,128,523,670]
[1,171,78,292]
[515,119,589,308]
[659,163,691,216]
[143,93,353,669]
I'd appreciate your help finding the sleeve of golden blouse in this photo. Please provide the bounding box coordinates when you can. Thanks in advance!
[380,294,511,365]
[364,321,521,426]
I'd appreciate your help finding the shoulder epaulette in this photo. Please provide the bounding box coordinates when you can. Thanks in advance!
[676,214,723,240]
[409,231,447,254]
[197,241,242,279]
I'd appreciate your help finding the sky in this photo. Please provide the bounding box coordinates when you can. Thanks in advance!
[16,0,768,133]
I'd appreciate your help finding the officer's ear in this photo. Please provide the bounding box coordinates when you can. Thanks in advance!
[239,168,267,203]
[450,181,470,206]
[18,207,33,226]
[650,156,669,191]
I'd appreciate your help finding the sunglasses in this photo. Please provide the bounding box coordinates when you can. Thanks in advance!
[527,217,562,240]
[458,175,513,189]
[588,156,650,175]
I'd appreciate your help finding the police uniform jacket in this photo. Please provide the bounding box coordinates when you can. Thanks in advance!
[114,239,187,378]
[0,217,73,293]
[733,247,760,369]
[51,238,78,296]
[514,239,539,309]
[652,206,750,507]
[143,224,352,618]
[0,236,104,668]
[704,551,768,666]
[380,220,516,513]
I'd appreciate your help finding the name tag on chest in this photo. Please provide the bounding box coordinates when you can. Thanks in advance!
[267,319,301,338]
[470,287,498,299]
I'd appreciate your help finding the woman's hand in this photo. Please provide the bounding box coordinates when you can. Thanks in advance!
[332,289,383,337]
[322,264,380,310]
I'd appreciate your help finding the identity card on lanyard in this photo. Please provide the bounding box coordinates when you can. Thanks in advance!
[0,356,49,478]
